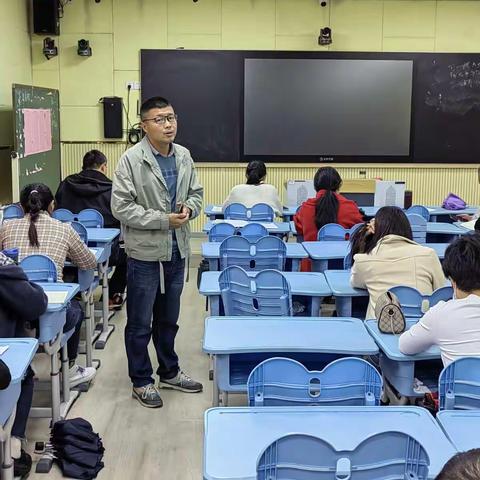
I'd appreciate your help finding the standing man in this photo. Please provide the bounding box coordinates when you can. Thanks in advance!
[112,97,203,408]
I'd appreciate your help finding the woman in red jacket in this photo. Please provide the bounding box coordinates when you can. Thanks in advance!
[294,167,364,271]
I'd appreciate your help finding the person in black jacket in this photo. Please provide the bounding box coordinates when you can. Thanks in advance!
[0,252,48,478]
[55,150,126,309]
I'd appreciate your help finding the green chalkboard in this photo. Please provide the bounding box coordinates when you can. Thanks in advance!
[12,84,61,199]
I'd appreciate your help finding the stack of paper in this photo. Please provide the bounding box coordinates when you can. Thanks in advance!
[45,291,69,304]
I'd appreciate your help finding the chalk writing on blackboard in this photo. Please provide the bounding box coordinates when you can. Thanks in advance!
[425,61,480,115]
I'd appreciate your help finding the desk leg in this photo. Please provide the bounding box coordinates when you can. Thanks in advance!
[312,260,327,273]
[207,259,218,271]
[209,296,220,316]
[51,347,61,424]
[291,258,300,272]
[335,297,352,317]
[95,260,115,349]
[1,406,15,480]
[212,356,220,407]
[310,297,322,317]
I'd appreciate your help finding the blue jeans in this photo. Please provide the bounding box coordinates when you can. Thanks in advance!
[125,249,185,387]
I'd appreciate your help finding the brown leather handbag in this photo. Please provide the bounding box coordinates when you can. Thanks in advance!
[375,291,406,334]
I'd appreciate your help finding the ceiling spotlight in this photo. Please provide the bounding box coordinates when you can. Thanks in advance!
[318,27,332,46]
[77,39,92,57]
[43,37,58,60]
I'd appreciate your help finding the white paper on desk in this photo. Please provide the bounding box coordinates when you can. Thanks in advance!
[211,219,248,227]
[45,291,69,304]
[427,208,436,212]
[211,206,223,213]
[0,346,8,355]
[374,181,405,208]
[260,222,278,229]
[459,220,476,231]
[89,248,97,254]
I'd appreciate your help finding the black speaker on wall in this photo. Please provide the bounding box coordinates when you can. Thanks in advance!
[102,97,123,138]
[33,0,60,35]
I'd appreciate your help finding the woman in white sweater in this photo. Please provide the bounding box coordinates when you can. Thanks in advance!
[222,161,282,216]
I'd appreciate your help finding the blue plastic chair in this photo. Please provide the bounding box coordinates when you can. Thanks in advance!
[248,357,382,407]
[208,223,236,242]
[257,432,429,480]
[71,221,89,244]
[224,202,274,222]
[407,214,427,243]
[219,236,286,271]
[20,254,57,283]
[52,208,75,223]
[237,223,268,242]
[219,266,292,316]
[389,285,453,319]
[2,204,23,221]
[439,357,480,410]
[317,223,363,241]
[407,205,430,222]
[78,208,104,228]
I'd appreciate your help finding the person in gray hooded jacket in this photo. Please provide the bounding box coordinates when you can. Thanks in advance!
[112,96,203,408]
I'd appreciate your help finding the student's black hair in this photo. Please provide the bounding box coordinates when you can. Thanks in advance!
[313,167,342,230]
[82,149,107,170]
[348,222,375,265]
[245,161,267,185]
[19,183,54,248]
[443,234,480,292]
[140,96,171,120]
[436,449,480,480]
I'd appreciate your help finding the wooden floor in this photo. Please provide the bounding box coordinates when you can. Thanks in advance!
[27,261,211,479]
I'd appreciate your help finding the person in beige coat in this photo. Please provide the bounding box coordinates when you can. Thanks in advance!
[350,206,445,319]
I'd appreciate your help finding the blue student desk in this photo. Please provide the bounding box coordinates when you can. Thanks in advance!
[365,319,442,399]
[199,271,331,316]
[203,220,290,238]
[437,410,480,452]
[324,270,368,317]
[203,316,379,406]
[201,241,307,271]
[303,241,449,272]
[0,338,38,478]
[426,222,466,241]
[85,227,120,249]
[203,406,456,480]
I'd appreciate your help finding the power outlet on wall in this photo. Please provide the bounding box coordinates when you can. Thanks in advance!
[126,81,141,90]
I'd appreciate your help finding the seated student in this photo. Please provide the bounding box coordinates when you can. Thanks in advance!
[222,160,282,216]
[0,251,48,478]
[294,166,363,270]
[350,206,445,319]
[435,449,480,479]
[0,183,97,387]
[55,149,126,309]
[399,234,480,366]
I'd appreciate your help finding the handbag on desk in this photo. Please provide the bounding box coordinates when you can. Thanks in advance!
[375,291,406,334]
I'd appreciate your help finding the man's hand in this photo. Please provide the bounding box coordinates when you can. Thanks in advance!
[178,203,192,219]
[168,213,189,229]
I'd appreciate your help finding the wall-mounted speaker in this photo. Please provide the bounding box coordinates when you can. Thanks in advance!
[33,0,60,36]
[102,97,123,139]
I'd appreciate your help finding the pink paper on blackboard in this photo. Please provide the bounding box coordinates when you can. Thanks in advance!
[22,108,52,156]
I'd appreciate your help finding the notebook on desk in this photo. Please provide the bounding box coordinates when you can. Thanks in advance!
[45,291,69,304]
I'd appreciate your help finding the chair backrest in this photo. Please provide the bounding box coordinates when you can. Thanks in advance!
[317,223,363,241]
[52,208,75,223]
[406,213,427,243]
[20,254,57,283]
[224,202,274,222]
[2,204,24,221]
[208,223,236,242]
[257,432,429,480]
[407,205,430,222]
[219,236,286,271]
[78,208,104,228]
[71,221,88,244]
[248,357,382,407]
[219,266,292,316]
[439,357,480,410]
[237,223,269,242]
[389,285,453,319]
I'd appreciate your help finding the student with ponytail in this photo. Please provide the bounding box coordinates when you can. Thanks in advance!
[294,167,363,270]
[0,183,97,387]
[222,160,282,215]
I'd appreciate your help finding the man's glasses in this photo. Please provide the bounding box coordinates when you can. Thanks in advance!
[142,114,178,125]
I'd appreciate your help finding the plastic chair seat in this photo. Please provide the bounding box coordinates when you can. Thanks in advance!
[389,285,453,318]
[318,223,363,241]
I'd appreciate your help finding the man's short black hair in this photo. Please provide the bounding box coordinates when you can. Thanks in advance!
[82,149,107,170]
[443,234,480,292]
[140,96,171,120]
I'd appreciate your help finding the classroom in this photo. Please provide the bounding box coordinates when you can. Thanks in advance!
[1,0,480,479]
